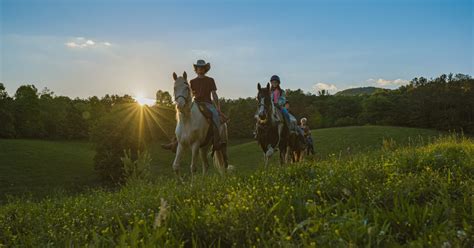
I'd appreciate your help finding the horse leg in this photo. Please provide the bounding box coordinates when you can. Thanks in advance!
[173,143,184,180]
[221,144,229,169]
[190,143,200,181]
[275,123,283,150]
[263,152,269,168]
[279,147,285,166]
[200,146,210,175]
[284,146,290,165]
[266,143,275,157]
[280,150,285,166]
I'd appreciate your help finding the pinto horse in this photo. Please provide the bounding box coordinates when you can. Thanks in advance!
[255,83,289,166]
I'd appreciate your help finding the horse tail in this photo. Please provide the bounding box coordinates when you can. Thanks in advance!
[213,149,227,175]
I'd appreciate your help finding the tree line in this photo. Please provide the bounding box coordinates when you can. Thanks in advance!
[1,73,473,141]
[222,73,473,137]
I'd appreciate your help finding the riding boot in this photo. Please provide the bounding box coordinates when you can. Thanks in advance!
[161,137,178,153]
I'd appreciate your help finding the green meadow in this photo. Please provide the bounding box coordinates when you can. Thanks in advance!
[0,126,472,246]
[1,126,441,200]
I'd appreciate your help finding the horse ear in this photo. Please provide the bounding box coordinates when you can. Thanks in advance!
[266,83,270,90]
[257,83,261,91]
[173,72,178,81]
[183,71,187,80]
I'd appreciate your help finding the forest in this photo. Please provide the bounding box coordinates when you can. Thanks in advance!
[1,73,473,141]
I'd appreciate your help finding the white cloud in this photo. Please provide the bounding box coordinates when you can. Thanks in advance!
[65,37,111,49]
[367,78,409,87]
[65,42,79,48]
[312,82,338,93]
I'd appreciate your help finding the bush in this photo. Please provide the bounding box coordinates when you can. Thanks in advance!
[121,149,152,183]
[91,104,147,183]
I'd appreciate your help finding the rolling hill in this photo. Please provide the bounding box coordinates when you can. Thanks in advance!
[335,87,388,96]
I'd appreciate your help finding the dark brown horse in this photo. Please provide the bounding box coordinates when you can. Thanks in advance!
[255,83,289,166]
[287,131,307,162]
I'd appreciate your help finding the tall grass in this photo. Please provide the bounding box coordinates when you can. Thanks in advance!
[0,135,472,247]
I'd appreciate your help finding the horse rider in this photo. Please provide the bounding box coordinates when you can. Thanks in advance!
[300,117,315,155]
[270,75,291,125]
[284,100,306,140]
[162,59,225,152]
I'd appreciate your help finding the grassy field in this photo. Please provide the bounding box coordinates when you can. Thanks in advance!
[0,134,472,246]
[0,126,441,201]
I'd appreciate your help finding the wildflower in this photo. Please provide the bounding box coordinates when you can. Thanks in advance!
[342,188,351,196]
[154,198,169,229]
[441,241,451,248]
[457,230,466,239]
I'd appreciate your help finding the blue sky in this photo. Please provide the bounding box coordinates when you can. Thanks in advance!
[1,0,472,99]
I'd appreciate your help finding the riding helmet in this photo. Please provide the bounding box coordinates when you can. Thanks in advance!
[270,75,280,83]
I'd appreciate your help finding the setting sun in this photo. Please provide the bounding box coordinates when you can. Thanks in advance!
[133,95,155,106]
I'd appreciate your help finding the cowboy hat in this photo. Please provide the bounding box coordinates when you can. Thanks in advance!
[193,59,211,73]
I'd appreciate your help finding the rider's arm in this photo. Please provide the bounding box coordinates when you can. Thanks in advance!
[212,90,221,111]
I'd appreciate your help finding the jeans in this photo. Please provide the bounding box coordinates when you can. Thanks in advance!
[281,107,290,123]
[202,102,220,129]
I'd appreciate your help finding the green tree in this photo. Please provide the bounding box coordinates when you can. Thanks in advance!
[0,83,16,137]
[156,90,173,107]
[14,85,43,138]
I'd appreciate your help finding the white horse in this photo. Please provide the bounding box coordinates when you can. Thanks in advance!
[172,71,228,178]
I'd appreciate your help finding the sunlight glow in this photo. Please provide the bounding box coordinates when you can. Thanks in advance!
[133,95,155,106]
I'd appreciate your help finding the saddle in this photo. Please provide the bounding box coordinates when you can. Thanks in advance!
[287,113,299,134]
[195,102,230,124]
[195,101,229,148]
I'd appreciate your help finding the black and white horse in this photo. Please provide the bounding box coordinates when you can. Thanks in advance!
[255,83,289,166]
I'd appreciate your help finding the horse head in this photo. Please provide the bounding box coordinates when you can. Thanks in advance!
[257,82,272,122]
[172,71,190,112]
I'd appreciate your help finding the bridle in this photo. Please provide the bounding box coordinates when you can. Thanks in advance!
[174,80,191,113]
[257,93,273,125]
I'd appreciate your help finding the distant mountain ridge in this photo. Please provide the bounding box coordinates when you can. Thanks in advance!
[335,87,388,96]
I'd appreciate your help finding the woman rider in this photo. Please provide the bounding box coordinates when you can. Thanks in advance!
[270,75,291,124]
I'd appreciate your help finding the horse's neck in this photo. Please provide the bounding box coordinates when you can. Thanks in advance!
[177,102,197,125]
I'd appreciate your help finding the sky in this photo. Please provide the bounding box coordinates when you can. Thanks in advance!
[1,0,473,100]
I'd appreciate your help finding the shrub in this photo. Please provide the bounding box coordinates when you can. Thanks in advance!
[91,104,147,183]
[121,149,152,183]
